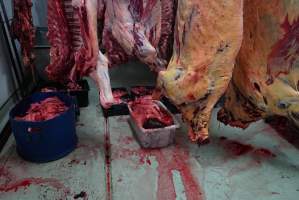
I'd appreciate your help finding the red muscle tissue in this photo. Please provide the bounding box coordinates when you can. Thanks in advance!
[16,97,68,122]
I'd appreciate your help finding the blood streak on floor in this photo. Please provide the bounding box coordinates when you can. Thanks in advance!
[114,135,204,200]
[104,118,112,200]
[219,137,276,159]
[0,167,70,197]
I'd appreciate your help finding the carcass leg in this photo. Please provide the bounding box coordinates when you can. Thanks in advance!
[112,21,166,72]
[108,0,166,72]
[84,0,114,107]
[133,25,167,72]
[89,52,114,108]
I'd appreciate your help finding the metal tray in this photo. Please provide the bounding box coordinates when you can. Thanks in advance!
[128,100,180,148]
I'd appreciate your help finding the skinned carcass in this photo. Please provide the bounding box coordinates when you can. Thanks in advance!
[102,0,176,71]
[47,0,114,107]
[46,0,73,83]
[46,0,176,108]
[218,0,299,129]
[11,0,35,68]
[16,0,299,143]
[156,0,244,142]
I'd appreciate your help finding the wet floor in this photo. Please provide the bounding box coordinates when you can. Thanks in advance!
[0,80,298,200]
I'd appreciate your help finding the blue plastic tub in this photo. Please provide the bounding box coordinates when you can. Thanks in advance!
[9,92,78,163]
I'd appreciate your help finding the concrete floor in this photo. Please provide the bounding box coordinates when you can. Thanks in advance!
[0,79,299,200]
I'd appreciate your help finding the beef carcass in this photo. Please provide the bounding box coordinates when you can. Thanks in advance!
[91,0,176,106]
[11,0,35,68]
[46,0,176,108]
[46,0,114,107]
[46,0,74,83]
[102,0,176,71]
[218,0,299,128]
[46,0,99,81]
[156,0,244,142]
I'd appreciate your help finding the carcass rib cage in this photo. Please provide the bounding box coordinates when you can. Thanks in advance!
[47,0,176,83]
[63,0,83,51]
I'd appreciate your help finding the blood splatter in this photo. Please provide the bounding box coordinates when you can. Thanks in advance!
[68,159,80,166]
[0,168,69,195]
[219,137,276,160]
[146,158,152,166]
[114,142,204,200]
[218,136,277,176]
[104,118,112,200]
[218,138,277,177]
[138,156,152,166]
[0,167,15,186]
[0,178,67,192]
[0,174,70,196]
[219,139,254,157]
[252,148,276,159]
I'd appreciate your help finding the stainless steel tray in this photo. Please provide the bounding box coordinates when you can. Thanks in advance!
[128,100,180,148]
